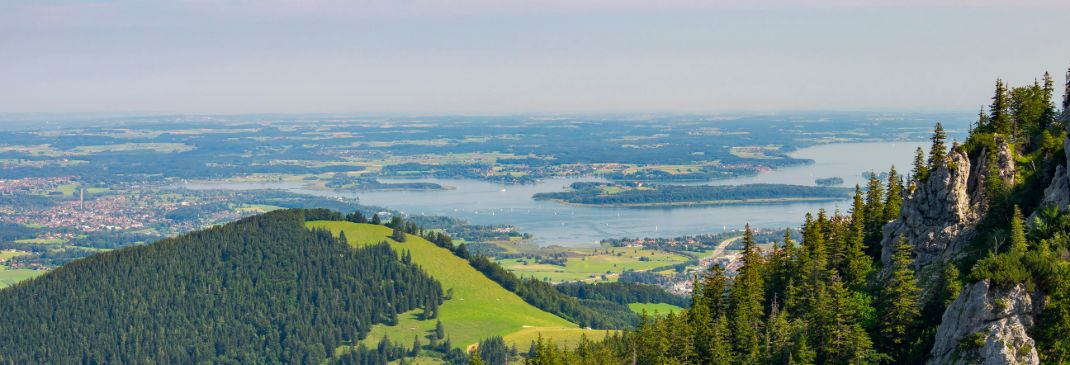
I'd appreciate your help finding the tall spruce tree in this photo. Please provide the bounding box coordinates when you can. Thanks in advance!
[863,172,885,245]
[1010,205,1028,254]
[912,147,929,182]
[878,235,921,357]
[928,122,948,171]
[991,79,1012,134]
[884,166,903,223]
[729,225,766,363]
[1041,72,1058,131]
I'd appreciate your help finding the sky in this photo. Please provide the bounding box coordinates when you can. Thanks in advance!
[1,0,1068,115]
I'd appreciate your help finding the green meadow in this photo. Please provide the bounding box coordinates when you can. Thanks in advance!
[307,221,576,349]
[0,269,44,288]
[628,302,685,316]
[495,246,690,283]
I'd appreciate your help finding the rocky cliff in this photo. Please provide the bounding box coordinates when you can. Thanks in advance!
[880,150,981,272]
[928,280,1043,365]
[880,138,1015,279]
[1036,137,1070,214]
[879,136,1040,364]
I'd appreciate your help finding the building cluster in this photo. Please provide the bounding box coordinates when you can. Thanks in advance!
[0,177,75,194]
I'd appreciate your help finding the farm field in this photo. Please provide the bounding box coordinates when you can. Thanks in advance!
[0,268,44,288]
[307,221,576,350]
[495,246,690,283]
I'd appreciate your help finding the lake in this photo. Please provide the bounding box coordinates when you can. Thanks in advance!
[182,141,926,247]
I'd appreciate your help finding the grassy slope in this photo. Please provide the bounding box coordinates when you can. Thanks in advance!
[627,302,684,315]
[502,327,617,350]
[308,221,593,349]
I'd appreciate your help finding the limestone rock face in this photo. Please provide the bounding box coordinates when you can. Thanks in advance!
[1037,137,1070,213]
[880,150,981,270]
[928,280,1042,365]
[880,137,1016,273]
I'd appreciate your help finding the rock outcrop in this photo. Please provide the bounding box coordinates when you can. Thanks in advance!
[1037,137,1070,213]
[880,150,981,271]
[880,138,1015,277]
[928,280,1043,365]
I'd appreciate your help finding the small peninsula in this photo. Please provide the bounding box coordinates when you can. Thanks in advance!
[533,182,851,207]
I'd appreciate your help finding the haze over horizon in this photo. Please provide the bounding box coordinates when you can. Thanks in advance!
[3,0,1068,115]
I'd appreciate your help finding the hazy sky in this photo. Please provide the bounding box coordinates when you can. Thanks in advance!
[2,0,1068,114]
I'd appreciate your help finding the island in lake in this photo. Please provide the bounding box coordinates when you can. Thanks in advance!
[815,177,844,186]
[324,174,446,192]
[532,182,851,207]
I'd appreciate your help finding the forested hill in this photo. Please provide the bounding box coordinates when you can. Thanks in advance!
[0,209,443,365]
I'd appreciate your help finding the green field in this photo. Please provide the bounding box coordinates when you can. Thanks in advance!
[307,221,576,349]
[0,251,30,261]
[501,327,617,350]
[496,247,690,283]
[13,238,67,245]
[0,269,44,288]
[628,302,685,316]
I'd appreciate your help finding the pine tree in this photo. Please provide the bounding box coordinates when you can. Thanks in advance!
[928,122,948,170]
[941,264,962,307]
[1009,205,1028,254]
[878,235,920,356]
[729,225,766,362]
[1040,71,1058,131]
[843,216,873,290]
[991,79,1012,134]
[764,298,794,364]
[435,320,445,340]
[912,147,929,182]
[469,351,484,365]
[863,172,885,245]
[709,315,734,365]
[884,166,903,223]
[822,274,875,364]
[411,335,421,356]
[371,214,382,225]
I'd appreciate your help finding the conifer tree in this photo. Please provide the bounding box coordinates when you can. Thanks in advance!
[709,315,734,365]
[729,225,766,362]
[764,298,794,364]
[822,274,875,364]
[928,122,948,170]
[991,79,1012,133]
[1010,205,1028,254]
[850,185,865,230]
[1041,71,1057,131]
[941,264,962,307]
[371,214,382,225]
[469,351,484,365]
[863,172,885,245]
[884,166,903,223]
[911,147,928,182]
[843,217,873,290]
[878,236,920,356]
